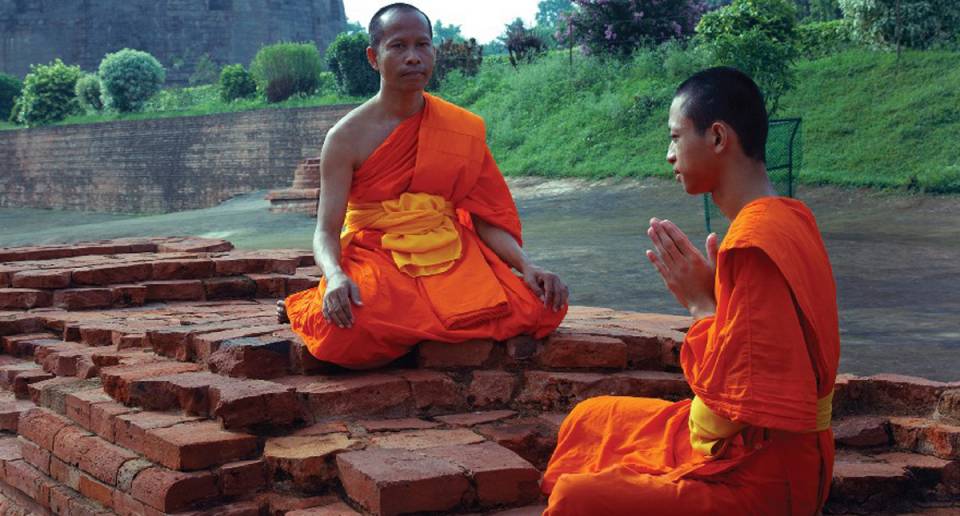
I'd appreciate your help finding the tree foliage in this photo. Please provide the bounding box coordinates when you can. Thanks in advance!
[99,48,166,113]
[431,38,483,88]
[250,42,324,103]
[219,64,257,101]
[434,20,465,45]
[568,0,708,57]
[75,73,103,112]
[501,19,547,67]
[0,73,22,122]
[326,32,379,97]
[839,0,960,49]
[14,59,83,126]
[697,0,799,114]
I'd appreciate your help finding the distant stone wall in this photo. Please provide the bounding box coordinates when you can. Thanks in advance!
[0,104,355,213]
[0,0,346,84]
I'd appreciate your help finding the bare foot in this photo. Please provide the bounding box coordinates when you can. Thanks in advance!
[276,300,289,324]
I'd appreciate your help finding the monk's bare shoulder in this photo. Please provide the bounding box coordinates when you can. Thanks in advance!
[322,100,379,171]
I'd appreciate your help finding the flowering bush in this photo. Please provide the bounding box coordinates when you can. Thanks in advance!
[565,0,709,57]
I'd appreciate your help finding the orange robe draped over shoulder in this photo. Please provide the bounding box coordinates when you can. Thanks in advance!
[284,94,567,368]
[542,197,840,515]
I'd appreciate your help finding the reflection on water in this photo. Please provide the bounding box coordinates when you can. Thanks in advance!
[1,178,958,381]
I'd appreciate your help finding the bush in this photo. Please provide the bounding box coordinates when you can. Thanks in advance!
[568,0,708,58]
[75,73,103,112]
[696,0,799,114]
[502,19,547,67]
[99,48,166,112]
[0,73,22,121]
[250,42,324,103]
[189,54,220,86]
[429,38,484,89]
[326,32,379,97]
[219,64,257,101]
[16,59,83,126]
[143,84,219,112]
[839,0,960,50]
[797,19,855,58]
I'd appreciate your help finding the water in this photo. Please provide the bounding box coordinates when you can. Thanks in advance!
[1,178,958,381]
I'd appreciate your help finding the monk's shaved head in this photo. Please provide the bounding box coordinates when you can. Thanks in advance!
[368,3,433,48]
[675,67,768,162]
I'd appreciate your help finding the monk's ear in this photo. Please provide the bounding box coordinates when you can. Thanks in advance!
[709,122,729,155]
[366,46,379,71]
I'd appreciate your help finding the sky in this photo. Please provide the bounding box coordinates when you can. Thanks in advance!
[342,0,543,43]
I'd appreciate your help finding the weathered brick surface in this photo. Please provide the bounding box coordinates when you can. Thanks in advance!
[204,276,258,300]
[420,442,541,507]
[130,466,219,513]
[538,332,628,369]
[475,417,559,469]
[143,280,206,302]
[19,408,72,450]
[72,263,152,287]
[100,361,203,403]
[78,435,139,485]
[292,374,411,419]
[417,339,495,369]
[53,288,114,310]
[113,411,201,455]
[890,417,960,460]
[828,452,911,513]
[89,401,136,442]
[337,448,471,516]
[19,436,51,474]
[207,335,291,379]
[435,410,518,427]
[0,288,53,310]
[397,370,466,412]
[127,371,235,415]
[11,269,71,289]
[264,433,360,490]
[834,416,891,448]
[369,428,485,451]
[358,418,441,432]
[218,459,268,497]
[143,420,258,471]
[209,379,302,430]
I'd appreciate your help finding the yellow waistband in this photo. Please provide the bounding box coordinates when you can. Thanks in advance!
[341,192,462,278]
[815,389,833,432]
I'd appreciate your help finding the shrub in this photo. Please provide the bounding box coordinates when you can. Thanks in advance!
[189,54,220,86]
[75,73,103,112]
[99,48,166,112]
[429,38,484,89]
[696,0,799,114]
[502,19,547,67]
[839,0,960,50]
[16,59,83,126]
[250,42,324,103]
[0,73,22,121]
[797,19,855,58]
[568,0,708,58]
[326,32,379,97]
[219,64,257,101]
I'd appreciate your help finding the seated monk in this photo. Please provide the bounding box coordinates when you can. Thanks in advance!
[278,3,569,369]
[542,67,840,515]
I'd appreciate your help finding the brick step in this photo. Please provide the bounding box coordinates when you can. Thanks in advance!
[825,449,960,514]
[0,237,232,264]
[834,415,960,460]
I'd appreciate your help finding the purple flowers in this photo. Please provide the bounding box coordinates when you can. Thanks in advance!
[568,0,708,57]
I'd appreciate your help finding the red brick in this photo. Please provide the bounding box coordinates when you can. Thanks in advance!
[210,379,303,430]
[505,335,539,360]
[116,333,148,349]
[5,460,50,506]
[72,263,152,286]
[116,458,154,491]
[539,332,628,369]
[88,401,136,441]
[475,417,559,469]
[192,325,286,361]
[130,467,218,513]
[112,490,155,516]
[0,288,53,309]
[420,441,541,507]
[259,493,341,516]
[358,418,441,432]
[2,332,59,355]
[151,259,215,280]
[292,374,411,419]
[417,339,494,368]
[369,428,485,451]
[50,457,82,490]
[938,389,960,422]
[157,238,232,254]
[829,453,909,512]
[0,399,35,432]
[204,276,257,299]
[218,459,268,497]
[111,285,147,307]
[286,275,318,295]
[79,472,115,508]
[205,335,291,379]
[53,288,114,310]
[100,361,202,403]
[249,273,287,298]
[435,410,518,427]
[337,448,470,516]
[113,411,201,455]
[53,425,95,466]
[143,280,206,302]
[468,371,518,408]
[79,435,138,484]
[890,417,960,460]
[49,485,78,515]
[834,416,891,447]
[19,436,51,474]
[287,502,362,515]
[143,420,258,471]
[18,408,72,450]
[213,257,271,276]
[395,370,466,413]
[127,371,237,415]
[516,370,689,410]
[10,269,71,289]
[264,433,360,490]
[845,374,951,416]
[12,370,55,398]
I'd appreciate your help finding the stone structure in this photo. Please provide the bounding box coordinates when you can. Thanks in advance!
[0,238,957,514]
[0,104,355,213]
[267,157,321,214]
[0,0,347,84]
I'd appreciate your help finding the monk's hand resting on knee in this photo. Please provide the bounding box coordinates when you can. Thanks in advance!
[322,271,363,329]
[645,218,718,320]
[522,264,569,312]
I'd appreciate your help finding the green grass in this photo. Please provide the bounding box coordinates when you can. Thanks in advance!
[435,48,960,192]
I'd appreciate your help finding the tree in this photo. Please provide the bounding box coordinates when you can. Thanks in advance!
[536,0,574,29]
[500,19,547,67]
[99,48,166,112]
[839,0,960,50]
[568,0,708,57]
[0,73,22,121]
[326,32,379,97]
[344,20,364,34]
[16,59,83,126]
[434,20,466,45]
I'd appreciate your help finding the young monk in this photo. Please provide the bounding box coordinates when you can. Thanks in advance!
[278,3,569,369]
[542,67,840,514]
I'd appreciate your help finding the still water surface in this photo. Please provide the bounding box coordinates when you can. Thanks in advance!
[1,178,958,381]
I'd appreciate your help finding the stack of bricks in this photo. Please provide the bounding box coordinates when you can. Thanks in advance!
[0,238,958,515]
[266,158,322,215]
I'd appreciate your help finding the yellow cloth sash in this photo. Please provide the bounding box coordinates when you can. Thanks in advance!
[689,390,834,456]
[341,192,462,278]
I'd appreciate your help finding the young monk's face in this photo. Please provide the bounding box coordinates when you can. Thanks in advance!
[369,9,435,92]
[667,95,718,195]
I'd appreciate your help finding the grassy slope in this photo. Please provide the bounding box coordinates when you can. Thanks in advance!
[436,49,960,192]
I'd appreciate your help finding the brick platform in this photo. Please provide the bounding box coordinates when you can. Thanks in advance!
[0,238,957,515]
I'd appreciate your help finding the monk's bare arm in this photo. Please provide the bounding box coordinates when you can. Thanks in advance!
[312,124,363,328]
[473,216,568,311]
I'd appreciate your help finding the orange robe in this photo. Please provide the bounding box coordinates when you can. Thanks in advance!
[284,94,567,368]
[542,197,840,515]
